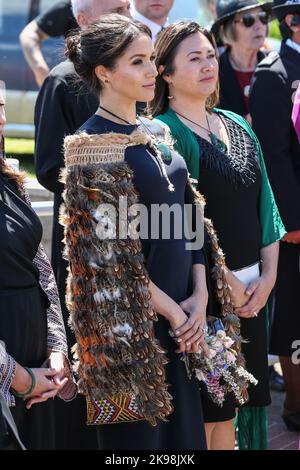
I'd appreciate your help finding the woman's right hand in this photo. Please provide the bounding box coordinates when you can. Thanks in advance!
[29,368,65,396]
[168,305,208,355]
[25,368,67,409]
[11,364,66,409]
[26,368,68,409]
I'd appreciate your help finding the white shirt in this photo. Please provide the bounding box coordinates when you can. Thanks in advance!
[286,39,300,55]
[131,7,169,43]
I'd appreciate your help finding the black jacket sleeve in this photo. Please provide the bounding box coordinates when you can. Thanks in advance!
[250,70,300,231]
[34,73,70,194]
[34,61,99,195]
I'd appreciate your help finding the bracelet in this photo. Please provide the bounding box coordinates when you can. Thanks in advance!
[11,367,36,398]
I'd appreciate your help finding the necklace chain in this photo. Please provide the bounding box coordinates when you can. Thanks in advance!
[96,105,175,191]
[97,105,152,137]
[97,105,159,141]
[174,109,228,153]
[174,109,212,135]
[97,105,137,126]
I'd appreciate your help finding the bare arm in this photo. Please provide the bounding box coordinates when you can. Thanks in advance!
[177,264,208,353]
[191,263,208,298]
[149,280,188,331]
[19,20,49,87]
[260,241,279,287]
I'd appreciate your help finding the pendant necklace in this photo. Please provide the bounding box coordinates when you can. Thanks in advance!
[98,105,172,162]
[97,105,174,191]
[97,105,137,126]
[174,110,228,153]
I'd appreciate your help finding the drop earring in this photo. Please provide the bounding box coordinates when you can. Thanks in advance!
[167,82,174,100]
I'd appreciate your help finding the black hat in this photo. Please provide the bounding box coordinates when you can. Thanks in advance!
[211,0,273,35]
[272,0,300,19]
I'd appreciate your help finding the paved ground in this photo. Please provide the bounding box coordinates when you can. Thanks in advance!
[268,391,300,450]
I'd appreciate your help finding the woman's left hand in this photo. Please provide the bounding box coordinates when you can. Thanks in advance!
[176,291,208,353]
[234,276,273,318]
[25,352,69,409]
[47,351,67,387]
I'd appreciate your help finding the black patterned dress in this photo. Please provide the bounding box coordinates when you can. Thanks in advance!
[0,173,73,449]
[197,116,271,422]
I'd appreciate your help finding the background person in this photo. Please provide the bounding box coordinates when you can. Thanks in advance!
[292,82,300,142]
[0,87,76,450]
[250,0,300,432]
[211,0,272,122]
[19,1,77,87]
[131,0,174,43]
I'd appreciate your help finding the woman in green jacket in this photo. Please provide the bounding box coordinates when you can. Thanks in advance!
[151,21,286,450]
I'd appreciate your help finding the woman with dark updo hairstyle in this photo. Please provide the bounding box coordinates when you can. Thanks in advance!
[62,14,209,450]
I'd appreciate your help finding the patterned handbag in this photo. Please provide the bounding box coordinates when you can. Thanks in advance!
[86,395,145,425]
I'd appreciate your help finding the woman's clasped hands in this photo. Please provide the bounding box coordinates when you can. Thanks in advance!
[24,352,70,409]
[169,291,209,356]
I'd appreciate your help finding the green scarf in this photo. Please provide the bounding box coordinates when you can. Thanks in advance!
[155,107,286,450]
[155,107,286,248]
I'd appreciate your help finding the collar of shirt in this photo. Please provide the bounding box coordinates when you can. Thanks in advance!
[131,7,168,43]
[286,39,300,55]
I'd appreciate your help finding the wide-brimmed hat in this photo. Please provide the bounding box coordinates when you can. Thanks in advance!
[272,0,300,19]
[211,0,273,35]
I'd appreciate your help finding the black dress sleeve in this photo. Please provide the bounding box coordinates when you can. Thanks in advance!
[0,342,16,407]
[250,70,300,231]
[36,0,78,38]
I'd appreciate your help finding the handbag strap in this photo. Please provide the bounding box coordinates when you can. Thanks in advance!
[0,393,26,450]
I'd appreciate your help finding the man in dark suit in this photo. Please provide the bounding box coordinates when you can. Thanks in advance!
[34,0,131,449]
[250,0,300,432]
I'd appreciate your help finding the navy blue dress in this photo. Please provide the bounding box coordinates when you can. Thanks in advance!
[77,115,207,450]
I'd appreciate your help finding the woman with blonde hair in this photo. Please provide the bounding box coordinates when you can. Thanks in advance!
[211,0,272,122]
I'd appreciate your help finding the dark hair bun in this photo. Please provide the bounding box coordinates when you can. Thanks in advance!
[65,32,81,66]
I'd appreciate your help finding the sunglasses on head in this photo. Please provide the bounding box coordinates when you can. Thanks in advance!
[234,11,270,28]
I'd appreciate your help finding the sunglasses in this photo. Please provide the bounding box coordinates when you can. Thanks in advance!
[290,14,300,26]
[234,11,270,28]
